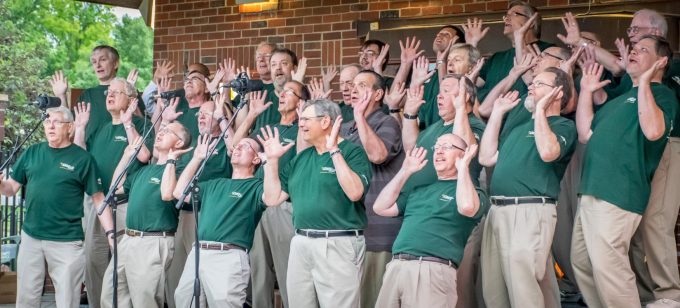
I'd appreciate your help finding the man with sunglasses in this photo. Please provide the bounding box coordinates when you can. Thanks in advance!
[0,106,115,308]
[479,67,576,308]
[231,80,309,308]
[72,77,153,307]
[372,134,487,307]
[260,98,372,308]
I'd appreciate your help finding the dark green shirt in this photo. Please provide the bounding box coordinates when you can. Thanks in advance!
[281,140,372,230]
[393,180,489,264]
[580,84,678,214]
[198,178,266,249]
[478,41,554,102]
[419,71,441,130]
[177,137,232,182]
[77,85,146,137]
[253,83,280,134]
[11,143,102,241]
[403,115,486,191]
[175,96,201,143]
[491,116,577,198]
[124,164,180,232]
[339,101,355,124]
[499,93,531,142]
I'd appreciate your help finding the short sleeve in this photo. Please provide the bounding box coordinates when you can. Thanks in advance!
[279,156,295,194]
[122,168,140,195]
[473,188,491,219]
[255,180,267,212]
[551,119,578,161]
[9,146,31,185]
[373,116,403,165]
[82,155,104,196]
[343,145,373,198]
[395,191,411,217]
[653,86,679,137]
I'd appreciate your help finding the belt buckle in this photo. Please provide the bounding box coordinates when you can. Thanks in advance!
[140,231,144,238]
[220,243,225,251]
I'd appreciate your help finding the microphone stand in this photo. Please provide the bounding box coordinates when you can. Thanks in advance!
[0,112,49,171]
[173,91,249,308]
[97,100,168,308]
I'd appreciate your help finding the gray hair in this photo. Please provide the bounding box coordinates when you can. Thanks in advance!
[442,74,477,107]
[635,9,668,37]
[111,77,137,97]
[257,41,278,51]
[342,63,362,72]
[449,43,481,67]
[302,99,341,122]
[46,106,74,122]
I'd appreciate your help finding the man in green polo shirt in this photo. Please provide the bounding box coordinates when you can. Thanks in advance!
[169,136,272,307]
[233,80,309,308]
[1,106,114,308]
[99,121,191,308]
[574,36,678,308]
[372,134,488,306]
[479,67,576,308]
[260,98,372,308]
[73,77,152,308]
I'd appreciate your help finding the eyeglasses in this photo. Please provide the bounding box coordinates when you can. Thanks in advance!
[540,51,564,61]
[234,143,254,152]
[433,143,466,152]
[195,111,213,119]
[104,89,130,97]
[299,115,326,123]
[184,76,205,84]
[159,127,184,143]
[281,88,302,99]
[43,119,71,127]
[529,80,556,89]
[502,11,529,20]
[627,26,653,35]
[358,50,378,58]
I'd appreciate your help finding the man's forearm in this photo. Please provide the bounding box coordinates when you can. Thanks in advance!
[402,118,420,151]
[332,153,365,202]
[356,116,389,164]
[478,111,503,167]
[576,91,595,143]
[638,83,666,141]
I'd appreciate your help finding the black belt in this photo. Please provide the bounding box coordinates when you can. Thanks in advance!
[393,253,458,268]
[490,196,556,206]
[125,229,175,237]
[295,229,363,238]
[199,242,246,251]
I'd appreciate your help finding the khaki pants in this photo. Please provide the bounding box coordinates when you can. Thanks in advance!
[571,195,642,308]
[175,246,250,308]
[17,232,85,308]
[456,217,486,308]
[250,202,294,308]
[375,259,458,307]
[287,234,365,308]
[165,210,195,308]
[360,250,392,308]
[633,138,680,302]
[84,196,127,308]
[481,203,560,308]
[101,234,175,308]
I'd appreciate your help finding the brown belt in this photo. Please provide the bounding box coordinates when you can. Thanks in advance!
[199,242,246,252]
[393,253,458,268]
[125,229,175,237]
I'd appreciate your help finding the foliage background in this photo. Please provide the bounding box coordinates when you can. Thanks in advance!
[0,0,153,153]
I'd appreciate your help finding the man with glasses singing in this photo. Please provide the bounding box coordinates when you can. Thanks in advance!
[478,67,577,308]
[0,106,115,308]
[260,98,372,308]
[73,77,153,307]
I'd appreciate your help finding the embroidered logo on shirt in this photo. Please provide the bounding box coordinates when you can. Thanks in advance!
[149,177,161,185]
[114,135,128,142]
[321,166,336,174]
[439,194,455,202]
[672,76,680,86]
[97,178,102,185]
[625,97,637,104]
[59,162,75,172]
[282,138,294,145]
[230,191,243,198]
[526,131,536,138]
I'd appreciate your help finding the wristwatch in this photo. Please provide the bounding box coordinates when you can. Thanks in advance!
[389,108,401,114]
[124,123,134,130]
[403,113,418,120]
[167,159,177,165]
[329,148,342,157]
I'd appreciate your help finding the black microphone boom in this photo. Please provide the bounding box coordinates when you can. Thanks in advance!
[221,77,264,93]
[33,95,62,110]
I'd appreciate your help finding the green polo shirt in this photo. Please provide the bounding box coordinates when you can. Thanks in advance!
[10,143,102,241]
[477,41,554,102]
[177,137,232,183]
[281,140,372,230]
[402,114,486,191]
[580,84,678,214]
[499,93,531,142]
[419,71,441,130]
[175,96,201,143]
[491,116,576,198]
[123,164,181,232]
[253,83,280,134]
[77,85,147,137]
[339,101,355,124]
[393,180,489,264]
[254,123,298,179]
[197,178,266,249]
[85,116,152,194]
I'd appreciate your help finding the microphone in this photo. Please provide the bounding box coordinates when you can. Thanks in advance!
[152,89,183,101]
[32,95,62,110]
[221,76,264,93]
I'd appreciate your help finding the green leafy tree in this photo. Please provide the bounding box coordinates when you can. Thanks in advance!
[114,15,154,88]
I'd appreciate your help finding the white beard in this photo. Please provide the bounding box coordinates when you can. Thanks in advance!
[524,96,536,113]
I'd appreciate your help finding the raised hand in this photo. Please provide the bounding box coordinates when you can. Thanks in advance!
[557,12,582,46]
[127,68,139,87]
[50,70,68,97]
[452,77,469,111]
[639,57,668,85]
[248,90,272,116]
[404,85,425,115]
[463,17,489,48]
[120,98,138,125]
[257,125,296,160]
[353,91,372,117]
[510,53,537,76]
[325,115,343,151]
[436,40,453,64]
[492,91,521,115]
[168,146,194,160]
[372,44,390,75]
[162,97,184,122]
[308,78,331,100]
[384,81,406,110]
[192,134,219,160]
[466,58,486,82]
[580,63,612,93]
[208,65,226,95]
[577,45,597,70]
[455,143,478,171]
[400,36,424,66]
[153,60,175,84]
[560,46,584,75]
[236,66,252,80]
[401,147,428,175]
[514,13,539,41]
[157,76,172,94]
[322,66,338,92]
[411,55,436,86]
[123,136,144,159]
[535,85,563,112]
[615,38,630,70]
[292,57,308,82]
[222,58,237,83]
[74,102,91,128]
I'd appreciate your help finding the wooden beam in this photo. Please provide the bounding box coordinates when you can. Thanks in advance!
[76,0,142,9]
